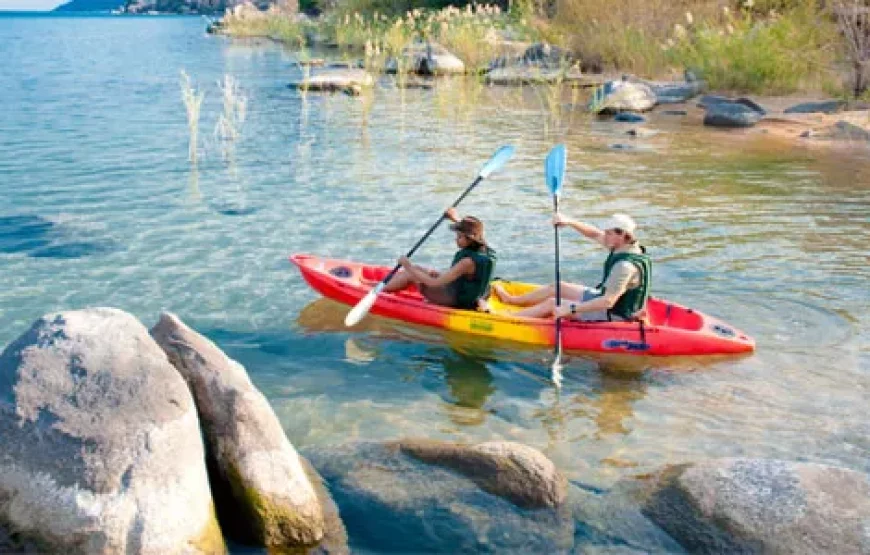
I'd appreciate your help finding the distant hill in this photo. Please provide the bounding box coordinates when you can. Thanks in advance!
[53,0,282,15]
[124,1,275,14]
[54,0,123,11]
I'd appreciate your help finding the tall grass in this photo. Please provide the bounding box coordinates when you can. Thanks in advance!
[219,9,306,46]
[666,4,838,93]
[545,0,720,76]
[424,4,504,71]
[180,70,204,164]
[214,75,248,164]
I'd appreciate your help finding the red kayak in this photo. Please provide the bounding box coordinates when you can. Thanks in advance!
[291,254,756,356]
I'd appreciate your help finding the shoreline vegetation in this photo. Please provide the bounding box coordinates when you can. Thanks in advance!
[209,0,870,99]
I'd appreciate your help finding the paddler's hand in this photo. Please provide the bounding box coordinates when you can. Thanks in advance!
[553,212,569,227]
[398,255,411,268]
[554,304,573,319]
[445,208,460,223]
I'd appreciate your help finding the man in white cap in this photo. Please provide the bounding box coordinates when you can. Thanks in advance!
[492,212,651,321]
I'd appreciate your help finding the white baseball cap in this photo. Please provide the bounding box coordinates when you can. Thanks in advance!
[604,213,637,236]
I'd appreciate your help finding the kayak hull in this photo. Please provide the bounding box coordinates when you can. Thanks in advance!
[290,254,755,356]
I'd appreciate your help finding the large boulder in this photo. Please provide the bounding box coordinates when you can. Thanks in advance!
[701,96,766,128]
[306,442,574,553]
[0,308,224,554]
[589,79,657,114]
[387,42,465,76]
[395,439,567,509]
[625,458,870,554]
[289,67,373,95]
[150,313,328,549]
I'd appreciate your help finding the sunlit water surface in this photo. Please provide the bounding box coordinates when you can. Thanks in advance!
[2,13,869,551]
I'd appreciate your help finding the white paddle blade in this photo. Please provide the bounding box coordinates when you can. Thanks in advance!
[344,285,382,327]
[478,145,515,179]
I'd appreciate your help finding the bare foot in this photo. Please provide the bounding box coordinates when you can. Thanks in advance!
[491,283,513,304]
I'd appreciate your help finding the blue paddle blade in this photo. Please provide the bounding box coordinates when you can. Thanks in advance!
[478,145,516,179]
[545,144,567,197]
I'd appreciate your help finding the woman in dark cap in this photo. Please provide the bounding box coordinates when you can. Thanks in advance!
[384,208,497,310]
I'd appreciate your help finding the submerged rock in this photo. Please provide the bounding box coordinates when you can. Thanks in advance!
[625,458,870,554]
[306,442,574,553]
[784,100,846,114]
[151,313,327,549]
[0,308,223,554]
[387,41,465,76]
[589,79,657,114]
[395,439,567,509]
[289,68,373,94]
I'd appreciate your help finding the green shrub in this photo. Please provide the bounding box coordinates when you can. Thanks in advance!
[667,4,838,93]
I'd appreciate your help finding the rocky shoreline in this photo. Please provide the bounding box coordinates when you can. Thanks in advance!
[205,3,870,150]
[1,307,868,552]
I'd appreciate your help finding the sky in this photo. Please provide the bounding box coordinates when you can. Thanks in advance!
[0,0,63,9]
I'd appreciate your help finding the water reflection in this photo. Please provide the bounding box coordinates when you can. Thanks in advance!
[434,344,496,426]
[534,361,649,456]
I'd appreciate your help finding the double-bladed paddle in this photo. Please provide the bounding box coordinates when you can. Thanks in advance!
[344,145,516,327]
[545,144,567,385]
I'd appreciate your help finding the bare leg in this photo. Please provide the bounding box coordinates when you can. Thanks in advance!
[493,283,554,306]
[383,270,413,292]
[383,265,434,292]
[495,281,586,306]
[514,297,558,318]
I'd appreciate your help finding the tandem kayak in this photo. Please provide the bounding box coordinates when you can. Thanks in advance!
[290,254,755,356]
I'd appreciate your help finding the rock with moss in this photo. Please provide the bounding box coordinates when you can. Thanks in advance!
[395,439,567,509]
[306,442,574,553]
[0,308,224,554]
[623,458,870,554]
[151,313,326,549]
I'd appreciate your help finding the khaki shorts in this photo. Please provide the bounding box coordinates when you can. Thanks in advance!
[575,287,624,322]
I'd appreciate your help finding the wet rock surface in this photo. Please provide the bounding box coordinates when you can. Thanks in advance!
[151,313,328,549]
[623,458,870,554]
[0,308,223,554]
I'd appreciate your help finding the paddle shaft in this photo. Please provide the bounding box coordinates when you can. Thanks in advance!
[553,195,563,361]
[380,175,484,286]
